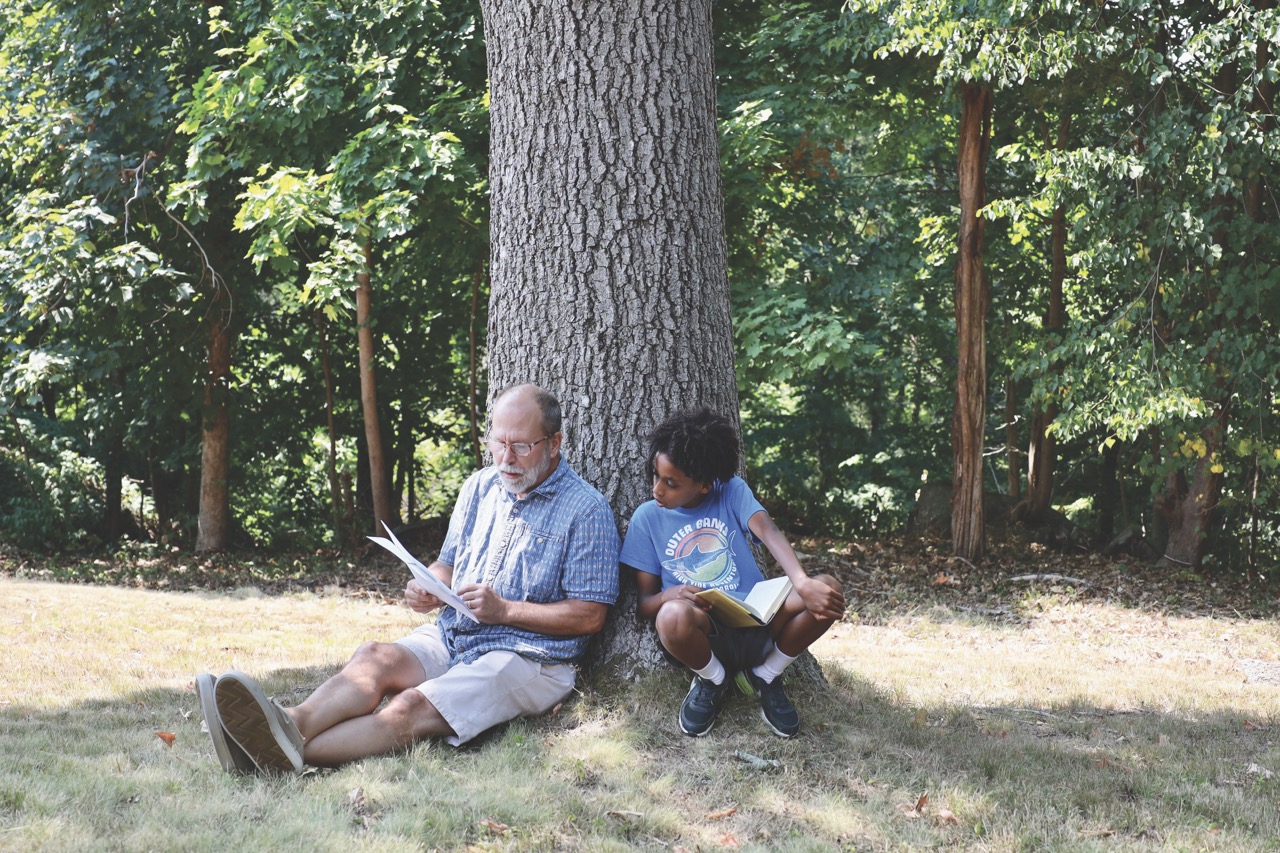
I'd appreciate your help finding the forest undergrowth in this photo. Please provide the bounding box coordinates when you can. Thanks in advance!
[3,528,1275,621]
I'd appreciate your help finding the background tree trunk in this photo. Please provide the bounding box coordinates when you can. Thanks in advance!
[951,82,992,561]
[1162,406,1228,568]
[1004,376,1020,500]
[195,285,233,552]
[357,240,396,533]
[480,0,739,676]
[1023,198,1068,522]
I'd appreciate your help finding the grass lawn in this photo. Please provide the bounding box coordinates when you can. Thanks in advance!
[2,561,1279,851]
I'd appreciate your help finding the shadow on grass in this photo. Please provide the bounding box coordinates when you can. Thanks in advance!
[2,656,1278,851]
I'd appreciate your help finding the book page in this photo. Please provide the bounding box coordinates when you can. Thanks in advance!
[743,575,791,617]
[368,522,479,623]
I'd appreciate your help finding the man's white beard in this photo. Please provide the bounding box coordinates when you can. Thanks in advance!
[498,449,552,495]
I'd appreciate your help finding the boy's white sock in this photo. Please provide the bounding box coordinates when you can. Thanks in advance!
[752,645,798,684]
[694,655,725,685]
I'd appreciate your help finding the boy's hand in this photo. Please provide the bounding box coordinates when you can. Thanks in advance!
[795,576,845,621]
[664,584,711,610]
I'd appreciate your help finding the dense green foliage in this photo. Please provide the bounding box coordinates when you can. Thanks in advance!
[1,0,1277,571]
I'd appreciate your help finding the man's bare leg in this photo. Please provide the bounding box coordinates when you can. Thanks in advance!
[302,688,456,766]
[285,641,428,742]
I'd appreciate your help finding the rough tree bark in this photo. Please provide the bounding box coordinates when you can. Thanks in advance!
[479,0,740,676]
[356,239,396,533]
[951,82,992,562]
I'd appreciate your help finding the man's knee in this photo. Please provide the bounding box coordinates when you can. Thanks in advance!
[349,640,400,667]
[383,688,453,741]
[345,640,419,685]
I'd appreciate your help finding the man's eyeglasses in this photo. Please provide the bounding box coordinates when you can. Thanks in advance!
[487,436,550,458]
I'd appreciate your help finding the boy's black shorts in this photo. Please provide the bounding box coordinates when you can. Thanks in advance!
[664,615,773,673]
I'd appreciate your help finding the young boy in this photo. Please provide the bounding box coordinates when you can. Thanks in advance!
[620,407,845,737]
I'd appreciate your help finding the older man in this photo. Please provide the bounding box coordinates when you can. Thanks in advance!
[198,384,620,772]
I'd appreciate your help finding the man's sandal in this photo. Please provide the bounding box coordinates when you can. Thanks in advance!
[214,670,305,774]
[195,673,259,774]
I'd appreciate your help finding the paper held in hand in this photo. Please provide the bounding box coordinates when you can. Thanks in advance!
[695,575,793,629]
[368,522,479,622]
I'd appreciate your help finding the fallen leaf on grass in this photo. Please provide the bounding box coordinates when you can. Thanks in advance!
[347,787,380,830]
[605,810,643,823]
[934,809,958,825]
[895,791,929,817]
[155,731,176,747]
[732,750,781,770]
[717,832,740,848]
[479,817,510,835]
[705,805,737,820]
[931,572,954,586]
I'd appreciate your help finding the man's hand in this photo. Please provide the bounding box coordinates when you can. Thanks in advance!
[794,576,845,621]
[405,580,445,613]
[456,582,509,624]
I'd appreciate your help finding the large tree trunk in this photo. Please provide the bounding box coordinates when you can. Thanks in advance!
[480,0,739,676]
[356,240,396,533]
[951,82,992,561]
[468,259,485,468]
[195,284,233,552]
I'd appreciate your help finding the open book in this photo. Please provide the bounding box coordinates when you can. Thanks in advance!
[695,575,792,629]
[367,522,479,623]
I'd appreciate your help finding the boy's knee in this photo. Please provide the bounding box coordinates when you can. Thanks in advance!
[654,599,708,640]
[813,573,842,592]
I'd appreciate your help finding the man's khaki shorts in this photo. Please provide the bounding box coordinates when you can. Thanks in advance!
[395,624,575,746]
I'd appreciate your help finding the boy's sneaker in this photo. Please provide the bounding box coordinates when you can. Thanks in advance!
[743,669,800,738]
[679,675,730,736]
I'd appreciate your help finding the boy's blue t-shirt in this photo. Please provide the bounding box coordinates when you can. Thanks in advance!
[620,476,767,594]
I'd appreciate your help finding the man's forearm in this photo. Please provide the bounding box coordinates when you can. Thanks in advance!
[428,560,454,588]
[500,598,609,636]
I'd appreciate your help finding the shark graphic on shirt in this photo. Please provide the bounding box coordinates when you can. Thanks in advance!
[662,530,739,589]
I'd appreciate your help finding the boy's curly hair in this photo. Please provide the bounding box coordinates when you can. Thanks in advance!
[646,407,739,486]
